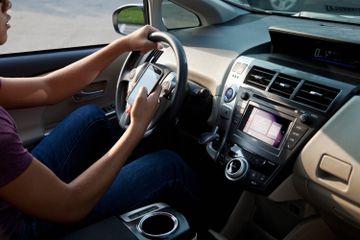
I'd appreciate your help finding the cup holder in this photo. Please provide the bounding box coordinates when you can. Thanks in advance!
[137,211,179,238]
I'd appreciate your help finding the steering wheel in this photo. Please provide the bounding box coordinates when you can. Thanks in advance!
[115,31,187,136]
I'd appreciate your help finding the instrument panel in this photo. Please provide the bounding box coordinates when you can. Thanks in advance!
[207,54,356,194]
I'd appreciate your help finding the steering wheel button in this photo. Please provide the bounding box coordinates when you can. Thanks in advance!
[162,81,170,90]
[129,69,136,79]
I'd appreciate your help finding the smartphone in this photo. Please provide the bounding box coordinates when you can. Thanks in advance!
[127,64,163,105]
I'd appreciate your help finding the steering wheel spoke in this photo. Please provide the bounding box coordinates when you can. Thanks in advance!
[121,69,134,82]
[119,110,131,129]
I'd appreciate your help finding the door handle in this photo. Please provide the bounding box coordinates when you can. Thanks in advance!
[73,89,105,102]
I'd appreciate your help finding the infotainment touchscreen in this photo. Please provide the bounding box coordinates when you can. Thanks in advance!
[240,106,291,148]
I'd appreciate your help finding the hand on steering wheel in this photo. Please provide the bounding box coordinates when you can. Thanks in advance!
[115,31,188,137]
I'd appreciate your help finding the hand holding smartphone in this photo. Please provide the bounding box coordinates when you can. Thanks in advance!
[127,64,163,105]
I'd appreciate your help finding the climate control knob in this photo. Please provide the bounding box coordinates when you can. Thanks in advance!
[225,158,249,181]
[240,91,250,100]
[299,113,310,123]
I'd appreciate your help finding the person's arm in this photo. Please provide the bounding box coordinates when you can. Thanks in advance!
[0,86,160,223]
[0,25,160,109]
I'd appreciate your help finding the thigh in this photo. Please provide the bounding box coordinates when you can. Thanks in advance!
[31,104,117,183]
[87,150,202,223]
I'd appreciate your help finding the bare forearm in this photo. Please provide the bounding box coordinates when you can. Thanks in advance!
[44,38,130,104]
[46,25,160,105]
[0,25,158,108]
[0,38,130,108]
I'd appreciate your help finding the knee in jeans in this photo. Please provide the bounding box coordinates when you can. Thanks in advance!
[72,104,107,124]
[156,149,182,163]
[152,150,190,171]
[77,104,105,119]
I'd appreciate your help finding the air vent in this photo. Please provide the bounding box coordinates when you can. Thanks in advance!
[244,66,275,90]
[269,74,301,98]
[293,82,340,111]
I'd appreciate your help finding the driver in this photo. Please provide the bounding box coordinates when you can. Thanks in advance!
[0,1,201,239]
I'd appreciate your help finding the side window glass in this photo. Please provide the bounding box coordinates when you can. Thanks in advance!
[1,1,141,55]
[162,1,200,29]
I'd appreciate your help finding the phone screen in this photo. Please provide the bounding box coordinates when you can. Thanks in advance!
[127,64,163,105]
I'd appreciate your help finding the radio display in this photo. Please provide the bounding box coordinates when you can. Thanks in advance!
[270,27,360,72]
[240,106,291,148]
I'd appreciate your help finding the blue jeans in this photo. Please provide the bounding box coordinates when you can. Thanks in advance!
[25,105,201,239]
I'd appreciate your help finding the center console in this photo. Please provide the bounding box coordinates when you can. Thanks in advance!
[205,53,355,194]
[62,203,194,240]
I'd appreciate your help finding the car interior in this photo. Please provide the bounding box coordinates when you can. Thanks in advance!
[3,0,360,239]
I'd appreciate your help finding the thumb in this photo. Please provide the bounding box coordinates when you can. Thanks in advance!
[148,85,162,102]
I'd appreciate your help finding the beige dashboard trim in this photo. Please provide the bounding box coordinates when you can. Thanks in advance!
[268,174,302,202]
[158,46,238,96]
[283,217,335,240]
[294,95,360,225]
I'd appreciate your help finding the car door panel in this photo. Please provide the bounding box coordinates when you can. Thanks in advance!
[0,48,100,77]
[2,46,128,147]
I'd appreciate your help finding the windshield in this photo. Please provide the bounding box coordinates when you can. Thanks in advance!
[226,0,360,24]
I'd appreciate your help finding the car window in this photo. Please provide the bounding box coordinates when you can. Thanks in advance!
[162,0,200,29]
[1,0,141,55]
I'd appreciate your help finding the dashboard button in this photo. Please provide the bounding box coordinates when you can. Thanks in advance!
[249,170,258,181]
[253,158,266,168]
[287,127,307,149]
[286,137,297,149]
[232,62,248,74]
[240,91,250,100]
[299,113,310,123]
[225,88,233,99]
[249,180,260,187]
[262,161,277,176]
[291,131,301,138]
[258,174,267,183]
[289,131,302,142]
[224,87,236,102]
[293,124,308,135]
[221,106,232,119]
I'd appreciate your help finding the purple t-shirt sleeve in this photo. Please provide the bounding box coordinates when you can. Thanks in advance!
[0,107,32,188]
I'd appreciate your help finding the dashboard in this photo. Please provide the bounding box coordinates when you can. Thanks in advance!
[200,23,359,196]
[159,8,360,233]
[212,53,355,193]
